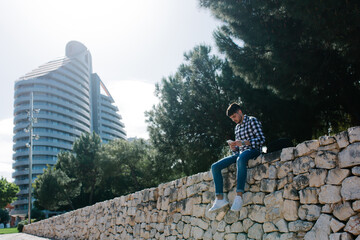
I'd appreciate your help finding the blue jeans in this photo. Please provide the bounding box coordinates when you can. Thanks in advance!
[211,149,260,196]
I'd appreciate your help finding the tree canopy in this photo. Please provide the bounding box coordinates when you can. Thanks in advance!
[34,133,157,211]
[0,177,19,209]
[199,0,360,135]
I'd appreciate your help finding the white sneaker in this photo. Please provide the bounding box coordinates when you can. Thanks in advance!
[209,198,229,212]
[231,196,243,211]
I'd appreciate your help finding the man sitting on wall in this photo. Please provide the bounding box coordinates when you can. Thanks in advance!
[209,103,266,212]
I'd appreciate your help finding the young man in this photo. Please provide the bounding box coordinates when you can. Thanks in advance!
[209,103,265,212]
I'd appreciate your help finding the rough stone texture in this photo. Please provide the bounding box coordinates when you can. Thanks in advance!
[318,185,342,204]
[298,204,321,221]
[282,200,299,221]
[344,214,360,235]
[341,176,360,200]
[333,202,356,221]
[339,142,360,168]
[295,140,319,157]
[23,128,360,240]
[330,218,345,233]
[326,168,350,185]
[353,166,360,176]
[280,147,295,162]
[309,168,327,187]
[348,126,360,143]
[315,150,338,169]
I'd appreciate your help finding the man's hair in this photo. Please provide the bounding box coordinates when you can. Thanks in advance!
[226,103,241,116]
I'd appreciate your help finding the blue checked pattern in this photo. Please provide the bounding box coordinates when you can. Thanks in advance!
[234,115,265,152]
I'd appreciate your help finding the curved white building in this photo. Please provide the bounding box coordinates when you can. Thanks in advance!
[12,41,126,216]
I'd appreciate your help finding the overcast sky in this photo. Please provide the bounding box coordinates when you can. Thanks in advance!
[0,0,220,182]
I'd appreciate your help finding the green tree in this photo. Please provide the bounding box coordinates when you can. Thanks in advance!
[56,132,102,207]
[0,177,19,209]
[99,139,156,197]
[34,132,102,210]
[0,209,10,228]
[147,45,247,177]
[199,0,360,137]
[33,166,80,211]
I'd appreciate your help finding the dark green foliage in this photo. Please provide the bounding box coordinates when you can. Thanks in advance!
[199,0,360,136]
[0,209,10,227]
[99,138,157,197]
[0,177,19,209]
[17,220,28,232]
[146,46,231,177]
[34,133,157,211]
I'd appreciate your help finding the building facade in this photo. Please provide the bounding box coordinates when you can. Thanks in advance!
[12,41,126,216]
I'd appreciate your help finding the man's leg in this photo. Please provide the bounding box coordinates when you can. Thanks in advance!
[211,154,239,197]
[209,154,238,212]
[231,149,260,211]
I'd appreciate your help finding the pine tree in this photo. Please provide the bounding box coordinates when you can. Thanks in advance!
[200,0,360,134]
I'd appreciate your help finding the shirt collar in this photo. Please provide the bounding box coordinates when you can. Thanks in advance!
[239,114,249,126]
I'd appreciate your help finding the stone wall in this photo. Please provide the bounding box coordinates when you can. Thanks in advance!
[24,127,360,240]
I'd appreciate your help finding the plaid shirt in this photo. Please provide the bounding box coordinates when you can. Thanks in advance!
[234,115,265,153]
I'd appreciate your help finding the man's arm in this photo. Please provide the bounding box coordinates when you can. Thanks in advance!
[249,117,265,149]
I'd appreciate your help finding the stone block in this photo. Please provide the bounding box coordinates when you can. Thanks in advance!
[339,142,360,168]
[263,150,281,163]
[334,130,349,149]
[260,179,277,193]
[295,140,319,157]
[280,147,295,162]
[268,164,277,179]
[243,192,253,206]
[304,214,331,240]
[319,185,342,204]
[253,192,265,204]
[352,166,360,176]
[329,232,353,240]
[309,168,327,187]
[275,219,288,233]
[344,214,360,236]
[263,222,278,233]
[319,135,336,146]
[253,163,270,181]
[293,156,315,175]
[277,161,293,179]
[318,143,340,152]
[348,126,360,143]
[326,168,350,185]
[263,232,280,240]
[298,204,321,221]
[293,174,310,190]
[242,218,254,233]
[341,176,360,200]
[288,220,313,232]
[283,184,299,200]
[248,155,262,167]
[230,222,244,233]
[299,188,318,204]
[322,204,334,214]
[353,200,360,212]
[333,202,356,221]
[315,150,338,169]
[248,205,267,223]
[283,200,299,221]
[330,218,345,233]
[247,223,264,240]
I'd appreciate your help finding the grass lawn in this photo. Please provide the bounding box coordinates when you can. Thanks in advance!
[0,227,18,234]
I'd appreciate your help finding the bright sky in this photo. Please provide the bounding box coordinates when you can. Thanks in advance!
[0,0,220,182]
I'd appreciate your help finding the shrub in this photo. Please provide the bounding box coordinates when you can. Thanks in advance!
[17,220,28,232]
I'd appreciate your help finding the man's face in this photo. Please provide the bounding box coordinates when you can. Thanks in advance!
[229,110,243,124]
